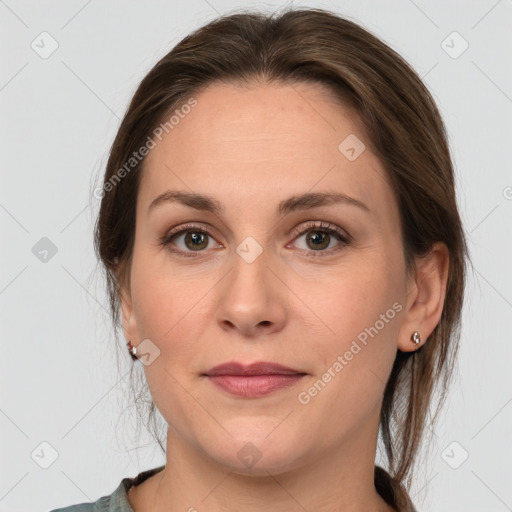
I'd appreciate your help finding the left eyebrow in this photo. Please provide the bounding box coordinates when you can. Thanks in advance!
[147,190,371,216]
[277,191,371,215]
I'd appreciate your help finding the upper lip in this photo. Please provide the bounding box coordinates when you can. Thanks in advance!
[205,361,305,376]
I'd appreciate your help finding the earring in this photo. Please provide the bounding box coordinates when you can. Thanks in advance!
[411,331,421,345]
[126,340,138,360]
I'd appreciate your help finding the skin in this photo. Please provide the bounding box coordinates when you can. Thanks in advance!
[120,81,449,512]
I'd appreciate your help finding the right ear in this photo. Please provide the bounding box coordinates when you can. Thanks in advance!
[117,267,139,344]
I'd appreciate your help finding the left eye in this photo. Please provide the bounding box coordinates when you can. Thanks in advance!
[292,228,345,252]
[289,221,350,255]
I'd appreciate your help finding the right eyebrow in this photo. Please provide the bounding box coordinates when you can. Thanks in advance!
[148,190,224,215]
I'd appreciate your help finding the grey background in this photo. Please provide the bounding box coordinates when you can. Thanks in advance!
[1,0,511,511]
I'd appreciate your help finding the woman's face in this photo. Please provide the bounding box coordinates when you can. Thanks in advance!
[121,81,417,474]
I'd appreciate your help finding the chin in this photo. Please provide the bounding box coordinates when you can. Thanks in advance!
[200,421,306,476]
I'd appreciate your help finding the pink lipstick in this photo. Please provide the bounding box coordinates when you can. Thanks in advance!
[204,361,307,398]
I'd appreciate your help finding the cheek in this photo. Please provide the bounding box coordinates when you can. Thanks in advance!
[297,257,403,394]
[297,260,401,342]
[129,241,208,338]
[129,260,213,429]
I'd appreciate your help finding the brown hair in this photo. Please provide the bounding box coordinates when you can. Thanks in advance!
[94,5,469,502]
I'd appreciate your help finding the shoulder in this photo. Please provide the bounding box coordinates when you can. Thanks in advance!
[48,494,111,512]
[48,484,123,512]
[48,466,165,512]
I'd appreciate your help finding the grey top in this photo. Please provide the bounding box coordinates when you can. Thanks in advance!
[48,466,165,512]
[49,465,417,512]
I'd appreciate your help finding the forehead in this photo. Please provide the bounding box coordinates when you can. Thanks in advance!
[138,81,395,220]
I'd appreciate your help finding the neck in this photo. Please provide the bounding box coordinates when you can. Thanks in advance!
[132,407,396,512]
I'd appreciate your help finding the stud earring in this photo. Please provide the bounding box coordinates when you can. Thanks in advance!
[411,331,421,345]
[126,340,138,360]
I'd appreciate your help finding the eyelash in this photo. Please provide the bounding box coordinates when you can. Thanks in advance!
[159,221,351,259]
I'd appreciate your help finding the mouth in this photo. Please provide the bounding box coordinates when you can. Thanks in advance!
[203,361,307,398]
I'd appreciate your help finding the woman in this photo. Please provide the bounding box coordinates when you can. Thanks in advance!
[52,6,468,512]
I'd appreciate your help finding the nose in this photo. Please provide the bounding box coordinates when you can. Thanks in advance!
[215,244,287,338]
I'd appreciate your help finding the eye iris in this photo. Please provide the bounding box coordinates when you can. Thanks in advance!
[306,231,330,250]
[185,232,208,250]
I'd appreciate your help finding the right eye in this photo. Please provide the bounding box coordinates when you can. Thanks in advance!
[159,223,223,257]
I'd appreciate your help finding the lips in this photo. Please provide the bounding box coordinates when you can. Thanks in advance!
[204,361,307,398]
[205,361,304,376]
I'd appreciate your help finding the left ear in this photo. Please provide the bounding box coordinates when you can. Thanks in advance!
[397,242,450,352]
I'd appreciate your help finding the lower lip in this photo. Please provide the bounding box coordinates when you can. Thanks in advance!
[207,374,305,397]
